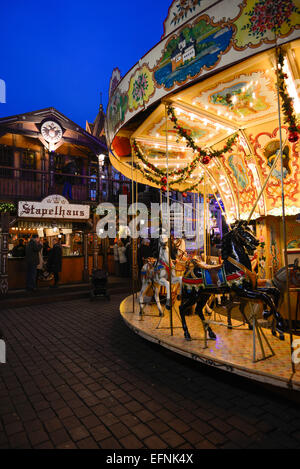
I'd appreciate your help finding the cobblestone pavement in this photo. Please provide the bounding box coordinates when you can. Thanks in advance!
[1,294,300,449]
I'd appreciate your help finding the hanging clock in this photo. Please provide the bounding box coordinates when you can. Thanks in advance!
[41,121,63,144]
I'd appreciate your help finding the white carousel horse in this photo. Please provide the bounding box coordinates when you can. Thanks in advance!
[139,235,184,317]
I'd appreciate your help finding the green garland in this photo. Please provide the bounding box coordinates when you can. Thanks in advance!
[277,48,300,141]
[133,140,197,187]
[167,105,239,160]
[134,160,203,194]
[132,109,238,190]
[132,100,239,194]
[0,203,16,214]
[132,140,194,179]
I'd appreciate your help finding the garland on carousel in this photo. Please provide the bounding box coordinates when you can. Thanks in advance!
[167,105,239,163]
[277,48,300,143]
[134,160,203,196]
[132,105,238,194]
[133,140,201,190]
[133,139,194,178]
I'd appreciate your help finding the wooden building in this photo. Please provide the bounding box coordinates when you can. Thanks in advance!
[0,106,131,293]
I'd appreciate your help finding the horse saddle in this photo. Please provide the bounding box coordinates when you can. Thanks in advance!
[191,255,223,271]
[185,257,225,288]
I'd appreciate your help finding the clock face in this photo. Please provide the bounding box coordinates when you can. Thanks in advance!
[41,121,63,144]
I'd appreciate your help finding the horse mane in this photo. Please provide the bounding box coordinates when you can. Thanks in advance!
[221,231,233,260]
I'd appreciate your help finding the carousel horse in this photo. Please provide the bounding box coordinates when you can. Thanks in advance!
[179,221,286,341]
[139,235,184,317]
[225,258,300,334]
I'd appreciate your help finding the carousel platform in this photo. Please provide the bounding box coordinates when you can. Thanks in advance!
[120,295,300,392]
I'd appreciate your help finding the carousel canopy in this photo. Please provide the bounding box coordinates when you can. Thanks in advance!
[106,0,300,224]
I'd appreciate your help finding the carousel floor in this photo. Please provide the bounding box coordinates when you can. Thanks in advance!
[120,295,300,391]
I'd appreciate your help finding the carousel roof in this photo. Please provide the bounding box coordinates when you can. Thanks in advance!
[106,0,300,223]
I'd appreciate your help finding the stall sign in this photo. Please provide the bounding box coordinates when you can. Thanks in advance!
[18,196,90,220]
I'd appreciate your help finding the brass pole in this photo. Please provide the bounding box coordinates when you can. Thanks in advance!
[275,47,295,373]
[237,182,240,221]
[165,104,173,336]
[203,173,207,262]
[247,149,282,224]
[197,191,201,256]
[135,165,139,298]
[131,143,136,314]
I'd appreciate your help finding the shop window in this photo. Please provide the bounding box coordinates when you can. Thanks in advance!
[53,153,66,184]
[88,163,98,201]
[21,150,36,181]
[101,181,107,201]
[89,174,97,201]
[54,153,65,171]
[0,145,13,177]
[73,157,83,180]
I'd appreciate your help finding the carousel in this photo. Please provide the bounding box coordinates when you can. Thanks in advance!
[105,0,300,390]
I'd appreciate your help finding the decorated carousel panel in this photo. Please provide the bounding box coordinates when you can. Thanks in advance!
[106,0,300,390]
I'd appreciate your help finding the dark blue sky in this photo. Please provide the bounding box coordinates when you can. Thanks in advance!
[1,0,171,127]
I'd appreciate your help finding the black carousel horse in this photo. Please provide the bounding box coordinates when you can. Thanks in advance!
[179,221,286,341]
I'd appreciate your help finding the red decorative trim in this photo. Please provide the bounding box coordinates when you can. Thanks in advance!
[183,277,204,285]
[226,271,245,281]
[160,261,170,275]
[182,270,245,286]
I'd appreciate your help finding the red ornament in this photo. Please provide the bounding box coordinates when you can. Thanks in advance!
[288,131,299,143]
[202,156,211,165]
[161,186,167,193]
[161,176,167,185]
[182,192,187,198]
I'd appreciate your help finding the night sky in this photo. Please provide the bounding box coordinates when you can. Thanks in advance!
[1,0,171,127]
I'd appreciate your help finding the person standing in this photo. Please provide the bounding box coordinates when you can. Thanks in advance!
[113,239,120,277]
[118,240,127,278]
[12,238,26,258]
[125,238,132,277]
[47,238,63,288]
[42,238,51,258]
[138,239,152,270]
[25,234,42,291]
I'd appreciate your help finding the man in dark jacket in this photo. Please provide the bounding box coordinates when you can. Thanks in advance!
[12,239,26,258]
[25,235,42,291]
[47,238,62,288]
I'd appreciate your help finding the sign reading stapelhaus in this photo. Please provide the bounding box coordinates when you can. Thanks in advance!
[18,195,90,220]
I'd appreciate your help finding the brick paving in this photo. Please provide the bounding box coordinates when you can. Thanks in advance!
[0,294,300,449]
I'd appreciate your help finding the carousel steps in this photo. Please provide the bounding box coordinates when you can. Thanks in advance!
[0,277,132,309]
